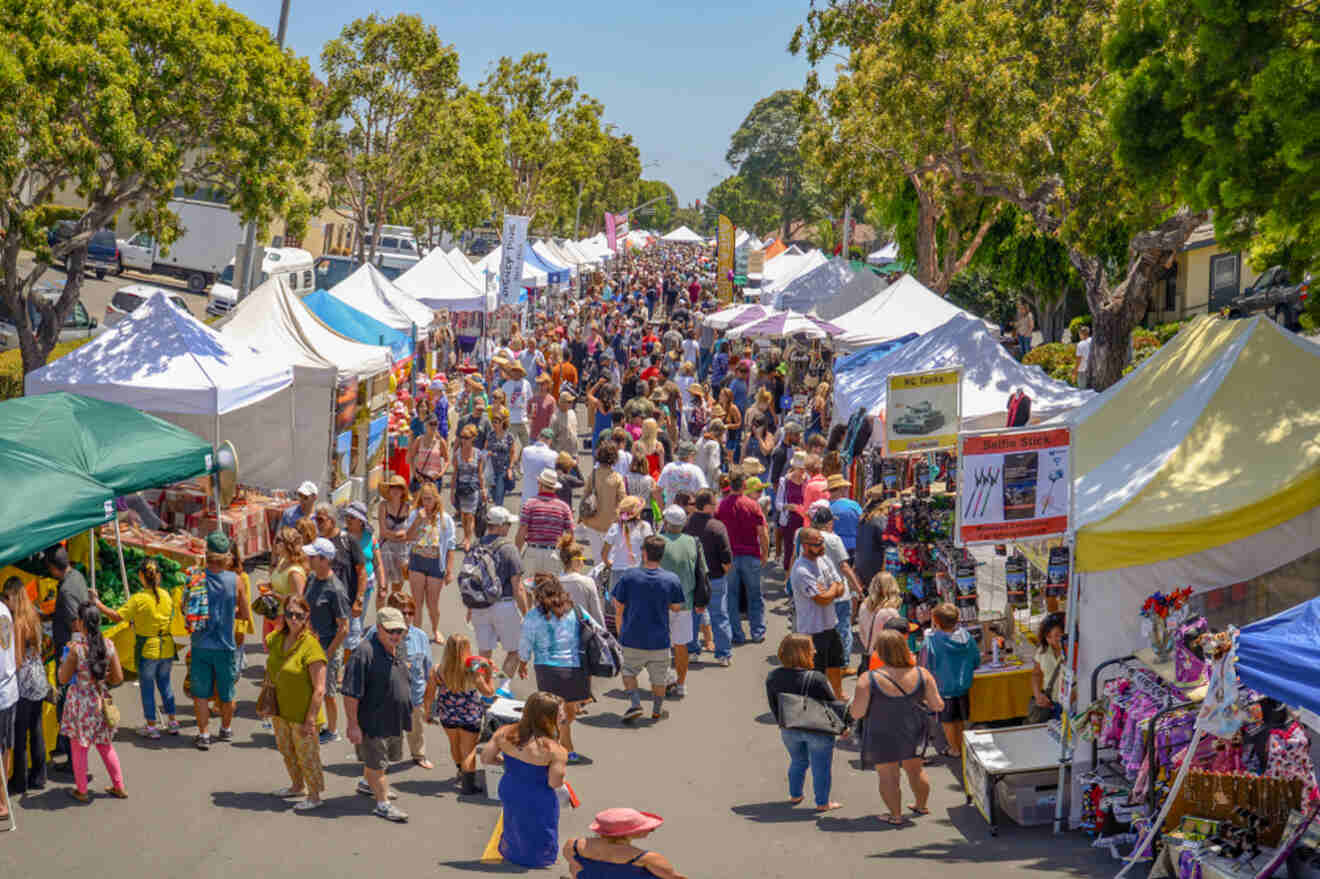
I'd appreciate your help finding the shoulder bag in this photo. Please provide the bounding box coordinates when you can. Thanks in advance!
[100,682,121,731]
[578,468,599,520]
[1027,659,1062,723]
[778,672,846,736]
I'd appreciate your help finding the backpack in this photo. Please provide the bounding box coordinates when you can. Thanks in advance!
[181,567,209,634]
[457,539,505,609]
[576,608,623,678]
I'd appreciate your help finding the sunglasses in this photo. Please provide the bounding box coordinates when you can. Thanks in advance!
[284,612,308,621]
[802,540,824,548]
[383,627,406,636]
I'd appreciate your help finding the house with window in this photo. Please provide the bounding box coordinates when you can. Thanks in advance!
[1149,222,1262,323]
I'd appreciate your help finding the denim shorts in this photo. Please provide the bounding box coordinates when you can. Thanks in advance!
[190,648,238,702]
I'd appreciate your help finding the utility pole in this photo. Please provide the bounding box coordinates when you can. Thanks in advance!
[236,0,291,302]
[840,201,852,259]
[573,179,584,239]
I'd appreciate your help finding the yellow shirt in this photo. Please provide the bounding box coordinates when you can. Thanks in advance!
[121,588,177,660]
[265,630,327,727]
[270,564,305,599]
[234,572,254,635]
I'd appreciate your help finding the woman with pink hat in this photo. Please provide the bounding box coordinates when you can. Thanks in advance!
[562,808,686,877]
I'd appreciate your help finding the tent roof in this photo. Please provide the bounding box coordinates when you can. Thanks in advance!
[727,309,844,340]
[1067,315,1320,573]
[395,247,490,312]
[526,243,570,283]
[302,290,413,361]
[476,245,549,286]
[444,247,486,289]
[759,250,824,300]
[763,239,788,261]
[0,392,213,496]
[868,242,900,264]
[331,263,433,331]
[774,257,856,312]
[0,437,116,567]
[1237,596,1320,719]
[661,225,704,243]
[536,240,578,269]
[218,277,392,380]
[831,274,987,348]
[815,268,889,322]
[832,313,1093,426]
[25,292,293,415]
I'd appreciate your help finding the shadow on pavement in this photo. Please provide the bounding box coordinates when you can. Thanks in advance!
[211,790,318,814]
[752,711,778,725]
[435,860,532,874]
[732,800,829,823]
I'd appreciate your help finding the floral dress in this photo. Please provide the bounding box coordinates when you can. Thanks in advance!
[59,632,117,747]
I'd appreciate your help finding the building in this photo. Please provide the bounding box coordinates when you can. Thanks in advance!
[1150,222,1262,323]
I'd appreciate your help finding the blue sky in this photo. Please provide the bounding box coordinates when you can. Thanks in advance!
[224,0,815,210]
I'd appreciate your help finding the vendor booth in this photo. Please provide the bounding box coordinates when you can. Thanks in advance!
[759,249,827,302]
[771,256,857,312]
[661,225,705,244]
[303,289,414,361]
[814,268,890,322]
[24,292,298,491]
[395,245,490,312]
[830,274,992,350]
[329,262,434,333]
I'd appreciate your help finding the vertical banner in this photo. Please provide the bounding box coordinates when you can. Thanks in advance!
[604,212,617,253]
[498,214,530,307]
[717,214,735,302]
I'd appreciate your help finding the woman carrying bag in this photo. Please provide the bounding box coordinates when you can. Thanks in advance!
[764,634,844,812]
[1029,612,1067,722]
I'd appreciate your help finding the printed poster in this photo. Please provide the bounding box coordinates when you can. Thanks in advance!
[885,368,961,454]
[957,427,1071,545]
[717,215,735,302]
[332,430,352,489]
[1046,546,1070,600]
[498,214,530,307]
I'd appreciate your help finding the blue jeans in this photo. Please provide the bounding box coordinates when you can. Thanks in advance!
[834,601,853,663]
[1018,334,1032,359]
[137,657,176,723]
[727,555,764,643]
[781,728,835,807]
[489,469,508,507]
[690,576,731,659]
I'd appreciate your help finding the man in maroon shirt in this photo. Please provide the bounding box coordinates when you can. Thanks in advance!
[716,471,770,646]
[528,373,556,439]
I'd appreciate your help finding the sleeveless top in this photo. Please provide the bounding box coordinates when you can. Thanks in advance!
[571,840,654,877]
[271,563,306,598]
[382,501,410,544]
[414,435,446,479]
[783,477,806,523]
[860,669,928,768]
[454,448,485,498]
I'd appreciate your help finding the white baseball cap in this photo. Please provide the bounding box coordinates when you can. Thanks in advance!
[486,506,515,526]
[296,480,319,497]
[662,504,688,527]
[303,537,335,559]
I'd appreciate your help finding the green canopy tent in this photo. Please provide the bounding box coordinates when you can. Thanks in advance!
[0,392,213,495]
[0,438,115,568]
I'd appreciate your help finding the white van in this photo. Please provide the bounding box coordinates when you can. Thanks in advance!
[206,247,315,315]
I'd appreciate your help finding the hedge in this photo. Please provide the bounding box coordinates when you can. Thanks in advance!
[0,336,96,401]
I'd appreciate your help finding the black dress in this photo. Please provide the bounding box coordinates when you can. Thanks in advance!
[860,669,928,768]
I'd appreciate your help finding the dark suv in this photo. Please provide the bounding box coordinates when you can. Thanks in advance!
[47,221,121,279]
[1230,265,1310,330]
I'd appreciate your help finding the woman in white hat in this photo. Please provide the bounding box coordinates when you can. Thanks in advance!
[775,450,810,571]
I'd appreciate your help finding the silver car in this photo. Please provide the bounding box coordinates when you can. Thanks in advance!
[0,282,105,350]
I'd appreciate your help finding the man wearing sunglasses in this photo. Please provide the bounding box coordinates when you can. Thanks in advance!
[342,607,413,823]
[790,528,848,700]
[304,538,350,746]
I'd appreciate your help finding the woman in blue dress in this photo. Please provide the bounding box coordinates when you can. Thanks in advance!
[481,691,569,867]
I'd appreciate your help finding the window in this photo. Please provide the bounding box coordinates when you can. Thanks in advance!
[1164,263,1178,312]
[287,271,298,291]
[1209,253,1240,311]
[111,292,145,313]
[129,232,155,248]
[303,270,313,288]
[380,236,399,250]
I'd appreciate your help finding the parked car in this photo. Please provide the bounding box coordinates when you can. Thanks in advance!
[0,282,104,350]
[312,255,403,291]
[467,237,496,257]
[206,247,315,315]
[47,221,120,279]
[103,284,191,328]
[1229,265,1310,330]
[892,401,946,434]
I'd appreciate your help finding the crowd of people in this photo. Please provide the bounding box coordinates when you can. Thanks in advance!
[0,241,1049,879]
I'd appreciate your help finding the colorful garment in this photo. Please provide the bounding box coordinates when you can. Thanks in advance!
[430,682,485,731]
[1264,721,1318,801]
[59,632,117,747]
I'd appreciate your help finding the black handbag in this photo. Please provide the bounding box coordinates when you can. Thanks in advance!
[1027,661,1062,723]
[778,674,846,736]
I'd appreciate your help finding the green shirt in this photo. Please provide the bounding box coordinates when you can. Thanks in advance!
[660,531,704,610]
[264,630,328,727]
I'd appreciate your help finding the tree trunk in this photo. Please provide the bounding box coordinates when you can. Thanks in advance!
[1026,292,1069,344]
[913,186,940,291]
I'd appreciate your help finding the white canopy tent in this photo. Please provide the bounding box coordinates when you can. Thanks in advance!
[867,242,900,265]
[561,239,600,266]
[773,257,857,311]
[831,274,992,349]
[537,240,580,270]
[476,245,549,287]
[760,249,827,302]
[815,269,890,322]
[661,225,705,244]
[532,241,574,277]
[831,313,1094,429]
[331,263,433,332]
[217,277,393,494]
[444,248,486,290]
[25,291,301,490]
[579,234,614,260]
[395,247,491,312]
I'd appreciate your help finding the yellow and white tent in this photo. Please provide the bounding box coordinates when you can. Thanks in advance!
[1067,313,1320,693]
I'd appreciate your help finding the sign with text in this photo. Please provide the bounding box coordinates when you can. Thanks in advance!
[885,368,961,453]
[717,215,735,302]
[498,214,530,306]
[956,427,1071,545]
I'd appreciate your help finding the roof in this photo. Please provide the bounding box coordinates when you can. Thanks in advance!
[395,247,490,312]
[830,274,989,348]
[773,257,856,312]
[330,263,433,331]
[1180,222,1218,252]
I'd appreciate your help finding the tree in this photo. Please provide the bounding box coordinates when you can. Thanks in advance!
[572,132,642,236]
[704,175,780,238]
[726,90,821,240]
[317,14,465,264]
[0,0,314,375]
[635,180,678,230]
[794,0,1198,389]
[1106,0,1320,275]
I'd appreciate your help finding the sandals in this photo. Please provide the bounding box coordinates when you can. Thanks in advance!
[67,789,91,803]
[414,758,435,770]
[909,804,930,816]
[814,801,843,812]
[880,813,911,826]
[103,786,128,799]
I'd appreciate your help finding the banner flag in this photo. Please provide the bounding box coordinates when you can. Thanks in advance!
[498,214,530,306]
[717,215,735,302]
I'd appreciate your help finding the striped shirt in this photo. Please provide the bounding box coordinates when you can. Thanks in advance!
[520,493,574,547]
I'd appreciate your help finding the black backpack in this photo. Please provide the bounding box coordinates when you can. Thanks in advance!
[576,609,623,678]
[457,539,505,609]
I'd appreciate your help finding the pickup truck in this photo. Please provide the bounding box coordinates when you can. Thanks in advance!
[47,222,120,279]
[1229,265,1310,330]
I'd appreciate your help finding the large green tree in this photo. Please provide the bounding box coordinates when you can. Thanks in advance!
[1106,0,1320,274]
[726,90,820,240]
[634,180,678,231]
[0,0,314,374]
[317,14,468,264]
[794,0,1200,389]
[704,174,780,238]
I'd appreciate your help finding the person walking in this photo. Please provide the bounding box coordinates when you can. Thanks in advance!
[58,602,127,801]
[470,507,528,679]
[521,427,561,500]
[925,603,982,759]
[850,630,945,825]
[581,440,627,566]
[518,573,591,763]
[555,534,607,627]
[191,532,248,751]
[370,593,434,770]
[1015,299,1035,359]
[303,537,350,745]
[826,475,862,565]
[499,358,532,451]
[117,561,179,738]
[0,580,18,817]
[529,374,557,442]
[343,500,379,625]
[613,536,685,724]
[407,414,449,494]
[487,408,519,509]
[377,474,412,600]
[550,389,581,458]
[658,506,706,699]
[801,504,863,678]
[452,423,489,552]
[2,576,48,797]
[684,489,732,665]
[776,451,810,572]
[481,691,569,868]
[515,469,575,577]
[790,528,848,700]
[766,634,843,812]
[424,633,495,794]
[47,546,89,771]
[716,471,769,646]
[261,594,327,811]
[405,482,458,644]
[656,441,708,506]
[343,607,415,823]
[601,496,652,594]
[263,527,308,638]
[564,808,688,879]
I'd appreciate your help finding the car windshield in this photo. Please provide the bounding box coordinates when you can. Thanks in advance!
[111,292,144,312]
[314,257,354,289]
[219,264,235,285]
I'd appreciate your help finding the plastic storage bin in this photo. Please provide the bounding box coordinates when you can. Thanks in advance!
[994,769,1070,826]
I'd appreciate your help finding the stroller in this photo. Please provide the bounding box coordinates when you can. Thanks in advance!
[591,562,618,636]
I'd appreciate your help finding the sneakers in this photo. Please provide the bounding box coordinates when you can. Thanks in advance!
[273,786,304,798]
[318,729,341,745]
[357,780,398,800]
[292,798,324,812]
[194,734,211,751]
[715,656,732,667]
[622,705,644,723]
[140,724,161,740]
[373,802,409,823]
[166,719,181,735]
[216,727,234,743]
[666,684,686,699]
[651,709,670,721]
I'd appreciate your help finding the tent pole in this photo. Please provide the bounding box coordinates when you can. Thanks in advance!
[113,517,130,599]
[1053,434,1078,834]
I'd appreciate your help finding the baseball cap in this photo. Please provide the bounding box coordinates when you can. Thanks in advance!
[486,506,515,526]
[676,440,696,457]
[377,607,407,633]
[745,476,766,493]
[303,537,335,559]
[809,501,834,525]
[539,427,555,441]
[206,531,231,555]
[662,504,687,527]
[885,615,920,634]
[296,480,319,497]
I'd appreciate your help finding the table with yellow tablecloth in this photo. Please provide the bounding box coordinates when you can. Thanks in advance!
[969,663,1034,723]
